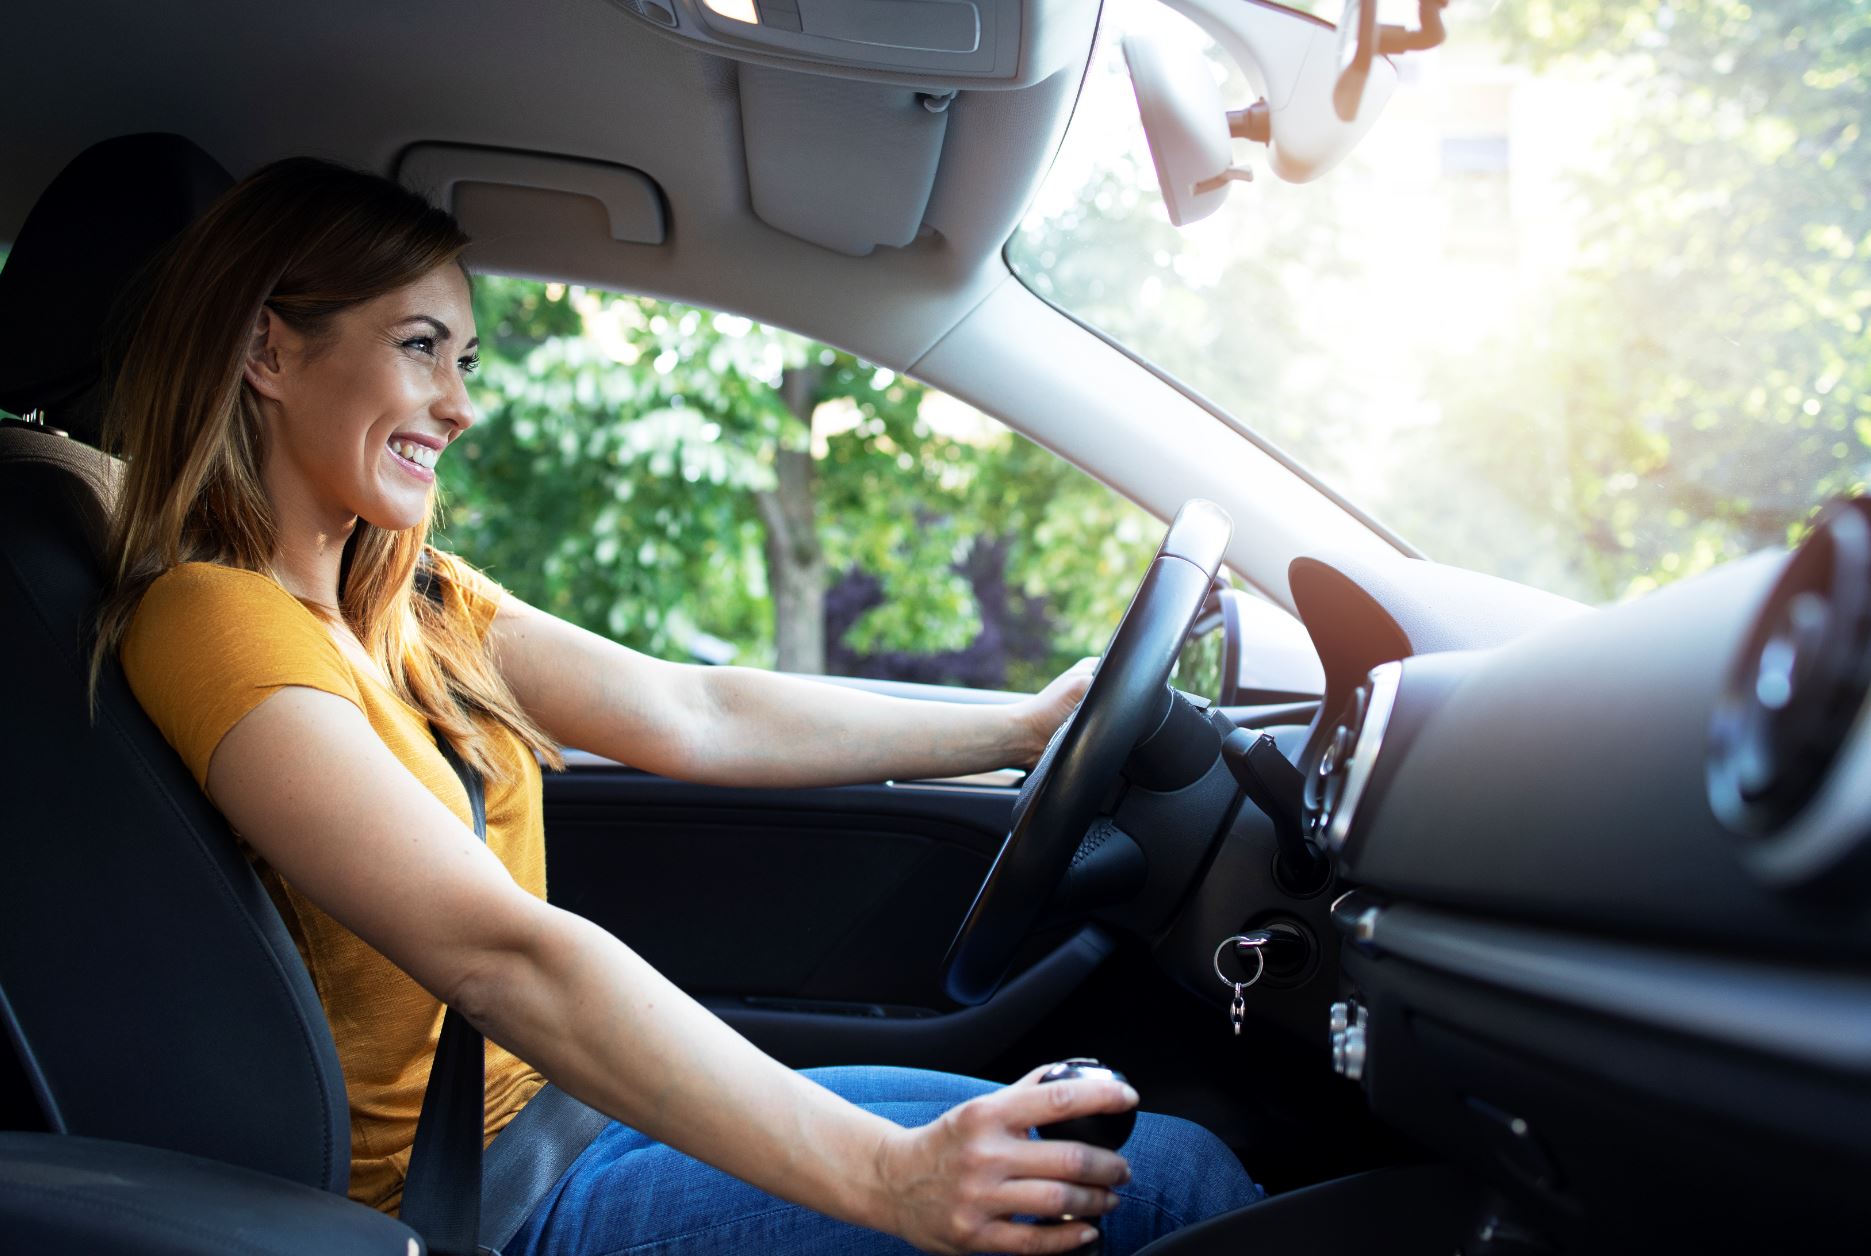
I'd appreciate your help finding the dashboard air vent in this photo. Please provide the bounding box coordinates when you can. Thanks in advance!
[1305,661,1402,852]
[1710,498,1871,832]
[1709,496,1871,890]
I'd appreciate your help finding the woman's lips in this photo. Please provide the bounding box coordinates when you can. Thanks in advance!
[386,441,437,482]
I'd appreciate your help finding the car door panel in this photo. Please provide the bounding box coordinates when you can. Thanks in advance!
[542,762,1120,1070]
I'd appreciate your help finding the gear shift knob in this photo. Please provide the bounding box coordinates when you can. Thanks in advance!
[1036,1059,1134,1256]
[1035,1058,1136,1151]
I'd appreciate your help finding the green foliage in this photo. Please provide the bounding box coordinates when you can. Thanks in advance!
[1440,0,1871,598]
[438,276,1157,685]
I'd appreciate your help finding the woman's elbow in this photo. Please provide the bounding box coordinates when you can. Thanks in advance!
[428,895,558,1030]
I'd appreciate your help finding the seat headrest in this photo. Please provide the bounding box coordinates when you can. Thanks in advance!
[0,134,233,443]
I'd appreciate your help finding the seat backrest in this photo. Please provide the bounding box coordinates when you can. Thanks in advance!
[0,135,353,1194]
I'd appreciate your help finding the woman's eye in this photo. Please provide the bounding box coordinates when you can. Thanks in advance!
[401,336,437,355]
[459,355,481,376]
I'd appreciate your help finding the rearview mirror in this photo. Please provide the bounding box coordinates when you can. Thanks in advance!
[1126,0,1398,229]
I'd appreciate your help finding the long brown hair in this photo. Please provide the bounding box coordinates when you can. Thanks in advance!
[90,157,562,780]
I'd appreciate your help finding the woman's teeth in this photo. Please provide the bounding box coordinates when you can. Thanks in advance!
[390,439,439,470]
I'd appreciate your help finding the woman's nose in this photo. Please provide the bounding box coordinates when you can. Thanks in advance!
[437,365,476,433]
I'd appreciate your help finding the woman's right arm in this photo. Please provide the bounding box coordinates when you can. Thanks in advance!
[205,685,1135,1255]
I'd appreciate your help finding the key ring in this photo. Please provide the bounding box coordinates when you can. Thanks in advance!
[1214,935,1266,1038]
[1213,935,1267,992]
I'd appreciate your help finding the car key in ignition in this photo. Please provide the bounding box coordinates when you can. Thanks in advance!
[1036,1058,1137,1255]
[1214,932,1271,1035]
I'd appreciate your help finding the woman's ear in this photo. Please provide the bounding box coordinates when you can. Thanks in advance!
[242,306,291,403]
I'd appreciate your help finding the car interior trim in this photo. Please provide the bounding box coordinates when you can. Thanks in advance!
[395,143,669,244]
[885,769,1027,790]
[1322,658,1399,852]
[0,981,62,1134]
[912,277,1400,607]
[997,250,1425,561]
[1365,903,1871,1076]
[1738,670,1871,892]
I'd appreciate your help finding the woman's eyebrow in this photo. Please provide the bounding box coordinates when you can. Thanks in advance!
[397,314,453,341]
[396,314,478,353]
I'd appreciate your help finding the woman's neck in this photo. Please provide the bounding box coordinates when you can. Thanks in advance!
[270,516,355,608]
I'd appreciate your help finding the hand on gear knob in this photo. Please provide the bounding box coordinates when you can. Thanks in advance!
[1035,1058,1137,1150]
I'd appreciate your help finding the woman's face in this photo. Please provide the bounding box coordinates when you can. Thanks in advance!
[249,265,478,536]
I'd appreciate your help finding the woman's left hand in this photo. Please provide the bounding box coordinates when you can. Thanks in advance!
[1009,658,1097,769]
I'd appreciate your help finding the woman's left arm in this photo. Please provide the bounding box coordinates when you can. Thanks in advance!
[488,594,1092,787]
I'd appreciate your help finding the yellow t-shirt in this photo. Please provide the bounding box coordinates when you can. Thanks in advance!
[119,550,548,1215]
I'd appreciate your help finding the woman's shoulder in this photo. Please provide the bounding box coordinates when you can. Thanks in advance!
[125,562,347,676]
[134,561,320,634]
[143,560,298,602]
[121,563,364,792]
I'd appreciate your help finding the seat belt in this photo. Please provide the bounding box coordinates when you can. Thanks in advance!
[399,730,492,1256]
[406,729,613,1256]
[396,557,612,1256]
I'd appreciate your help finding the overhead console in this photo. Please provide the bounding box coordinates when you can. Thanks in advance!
[600,0,1096,88]
[590,0,1096,256]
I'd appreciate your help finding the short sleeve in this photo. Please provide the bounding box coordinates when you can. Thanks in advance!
[425,548,505,643]
[121,564,366,792]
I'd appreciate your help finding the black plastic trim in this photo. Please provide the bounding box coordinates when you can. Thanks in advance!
[1365,904,1871,1076]
[706,926,1114,1069]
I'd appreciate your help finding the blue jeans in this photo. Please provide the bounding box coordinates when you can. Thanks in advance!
[506,1065,1264,1256]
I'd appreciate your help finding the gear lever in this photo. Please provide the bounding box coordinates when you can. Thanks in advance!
[1036,1058,1136,1255]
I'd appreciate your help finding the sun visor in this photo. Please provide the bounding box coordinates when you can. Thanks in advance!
[739,65,947,256]
[601,0,1094,90]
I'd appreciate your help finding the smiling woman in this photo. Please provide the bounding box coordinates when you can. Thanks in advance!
[91,158,557,783]
[245,276,478,530]
[81,155,1262,1254]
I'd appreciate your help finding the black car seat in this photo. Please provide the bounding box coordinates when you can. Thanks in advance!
[0,135,421,1253]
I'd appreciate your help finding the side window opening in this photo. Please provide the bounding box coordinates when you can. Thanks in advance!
[443,278,1163,693]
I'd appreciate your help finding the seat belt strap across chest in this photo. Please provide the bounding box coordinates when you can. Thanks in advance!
[399,730,492,1256]
[407,729,613,1256]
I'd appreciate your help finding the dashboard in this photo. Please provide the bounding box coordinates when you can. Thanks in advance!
[1206,516,1871,1251]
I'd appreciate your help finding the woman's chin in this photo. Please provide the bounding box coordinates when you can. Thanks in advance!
[358,493,432,534]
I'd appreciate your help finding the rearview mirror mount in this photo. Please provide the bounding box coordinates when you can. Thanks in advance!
[1336,0,1450,121]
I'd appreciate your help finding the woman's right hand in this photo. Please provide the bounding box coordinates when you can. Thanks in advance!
[869,1065,1139,1254]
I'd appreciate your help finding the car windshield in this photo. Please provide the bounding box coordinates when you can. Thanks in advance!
[1011,0,1868,603]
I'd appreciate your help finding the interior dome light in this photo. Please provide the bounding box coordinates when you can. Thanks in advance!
[703,0,759,24]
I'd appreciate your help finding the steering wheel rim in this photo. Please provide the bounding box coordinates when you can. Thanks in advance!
[941,500,1233,1006]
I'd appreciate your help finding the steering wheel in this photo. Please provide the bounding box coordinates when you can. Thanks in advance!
[941,500,1233,1006]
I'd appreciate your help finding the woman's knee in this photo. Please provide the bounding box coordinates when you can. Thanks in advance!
[801,1064,1001,1110]
[1125,1112,1264,1225]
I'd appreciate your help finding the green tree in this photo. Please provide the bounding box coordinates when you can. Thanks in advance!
[441,277,1158,684]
